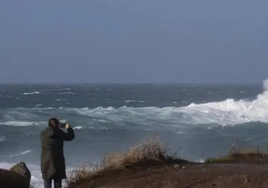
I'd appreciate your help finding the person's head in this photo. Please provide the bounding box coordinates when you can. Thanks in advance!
[48,118,59,128]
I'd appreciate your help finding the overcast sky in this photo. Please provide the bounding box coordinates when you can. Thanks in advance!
[0,0,268,84]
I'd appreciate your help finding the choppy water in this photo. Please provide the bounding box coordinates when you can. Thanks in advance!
[1,81,268,187]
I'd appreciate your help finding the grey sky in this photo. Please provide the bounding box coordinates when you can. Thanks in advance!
[0,0,268,83]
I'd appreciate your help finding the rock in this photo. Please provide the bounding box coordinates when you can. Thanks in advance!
[174,164,179,168]
[0,162,31,188]
[163,180,175,188]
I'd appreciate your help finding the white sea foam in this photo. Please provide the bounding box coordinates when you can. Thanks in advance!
[2,108,41,120]
[0,121,46,126]
[9,150,32,157]
[23,92,41,95]
[2,80,268,127]
[125,100,145,103]
[73,126,83,130]
[65,80,268,126]
[58,92,77,95]
[93,119,108,123]
[0,136,6,142]
[125,100,136,103]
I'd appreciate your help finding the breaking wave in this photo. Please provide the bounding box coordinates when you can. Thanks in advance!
[0,121,46,127]
[68,79,268,126]
[1,79,268,127]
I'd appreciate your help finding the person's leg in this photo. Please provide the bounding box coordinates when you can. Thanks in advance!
[44,178,52,188]
[54,179,62,188]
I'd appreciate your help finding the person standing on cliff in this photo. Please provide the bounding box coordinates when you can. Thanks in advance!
[40,118,75,188]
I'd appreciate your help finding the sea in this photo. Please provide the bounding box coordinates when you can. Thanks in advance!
[1,80,268,187]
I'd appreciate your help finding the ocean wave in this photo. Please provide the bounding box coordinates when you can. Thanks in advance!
[2,80,268,127]
[0,121,46,127]
[124,100,145,103]
[63,80,268,126]
[65,102,267,127]
[23,92,41,95]
[9,150,32,157]
[58,92,77,95]
[73,126,83,130]
[125,100,136,103]
[93,119,108,123]
[2,99,268,127]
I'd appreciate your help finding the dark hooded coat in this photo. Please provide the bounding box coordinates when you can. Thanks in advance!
[40,126,75,180]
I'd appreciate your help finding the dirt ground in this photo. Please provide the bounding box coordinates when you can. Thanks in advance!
[70,163,268,188]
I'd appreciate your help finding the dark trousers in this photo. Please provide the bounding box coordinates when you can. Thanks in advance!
[44,179,62,188]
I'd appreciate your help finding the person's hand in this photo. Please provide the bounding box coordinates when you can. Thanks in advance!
[65,123,71,129]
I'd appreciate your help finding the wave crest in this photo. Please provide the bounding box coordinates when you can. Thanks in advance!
[2,79,268,127]
[65,81,268,126]
[0,121,46,127]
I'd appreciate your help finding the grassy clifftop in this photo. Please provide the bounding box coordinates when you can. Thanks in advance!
[67,138,268,188]
[67,138,188,188]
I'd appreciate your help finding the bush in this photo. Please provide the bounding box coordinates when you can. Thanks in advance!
[67,137,188,188]
[206,144,268,164]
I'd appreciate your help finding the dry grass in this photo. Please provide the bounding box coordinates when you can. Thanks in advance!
[67,137,188,188]
[206,144,268,164]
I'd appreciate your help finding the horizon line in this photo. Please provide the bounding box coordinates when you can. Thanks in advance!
[0,82,262,85]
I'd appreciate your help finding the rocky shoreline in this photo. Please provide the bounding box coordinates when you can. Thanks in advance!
[2,161,268,188]
[0,162,31,188]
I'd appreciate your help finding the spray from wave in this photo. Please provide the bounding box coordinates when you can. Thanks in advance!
[263,79,268,91]
[175,79,268,125]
